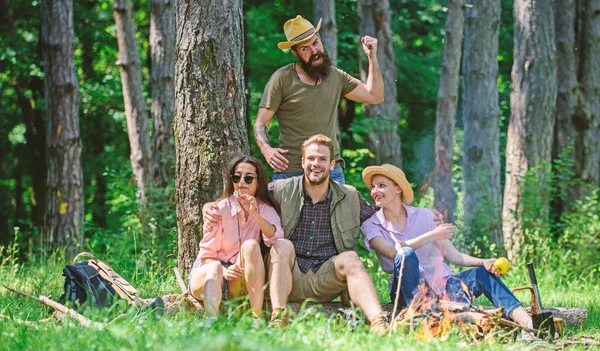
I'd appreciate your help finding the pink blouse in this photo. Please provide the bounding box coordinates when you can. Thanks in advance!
[361,205,453,295]
[197,196,283,264]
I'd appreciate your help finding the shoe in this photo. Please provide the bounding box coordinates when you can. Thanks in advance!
[251,317,261,328]
[369,311,391,336]
[268,308,289,328]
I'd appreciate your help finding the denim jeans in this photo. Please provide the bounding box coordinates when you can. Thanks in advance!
[271,163,345,184]
[391,251,522,318]
[389,247,421,307]
[445,267,522,318]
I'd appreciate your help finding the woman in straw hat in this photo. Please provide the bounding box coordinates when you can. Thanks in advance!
[360,164,533,328]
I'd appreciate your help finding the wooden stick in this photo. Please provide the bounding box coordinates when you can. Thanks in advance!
[2,285,103,329]
[389,251,406,335]
[477,306,504,318]
[495,317,549,338]
[173,267,187,294]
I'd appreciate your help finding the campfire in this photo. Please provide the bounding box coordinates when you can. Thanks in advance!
[389,283,555,343]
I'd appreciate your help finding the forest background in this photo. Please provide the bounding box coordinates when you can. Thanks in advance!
[0,0,599,349]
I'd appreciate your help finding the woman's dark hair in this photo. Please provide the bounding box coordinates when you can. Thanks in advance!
[220,156,281,215]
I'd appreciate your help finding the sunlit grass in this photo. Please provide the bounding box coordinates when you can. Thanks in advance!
[0,251,598,351]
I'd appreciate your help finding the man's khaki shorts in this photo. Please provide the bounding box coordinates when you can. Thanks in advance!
[288,255,348,303]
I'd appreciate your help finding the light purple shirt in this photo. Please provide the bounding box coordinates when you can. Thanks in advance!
[198,196,283,265]
[361,205,453,294]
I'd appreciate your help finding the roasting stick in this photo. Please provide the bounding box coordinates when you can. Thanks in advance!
[388,236,406,335]
[233,190,246,295]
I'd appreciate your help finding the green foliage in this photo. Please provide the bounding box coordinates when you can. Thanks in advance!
[552,189,600,280]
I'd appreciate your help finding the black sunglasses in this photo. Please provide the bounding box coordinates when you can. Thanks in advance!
[231,174,256,184]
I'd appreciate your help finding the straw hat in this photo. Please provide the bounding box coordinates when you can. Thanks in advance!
[277,15,322,50]
[362,164,414,205]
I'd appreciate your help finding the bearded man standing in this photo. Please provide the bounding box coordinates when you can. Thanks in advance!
[254,15,384,184]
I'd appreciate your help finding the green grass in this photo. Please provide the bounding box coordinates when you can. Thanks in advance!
[1,251,599,351]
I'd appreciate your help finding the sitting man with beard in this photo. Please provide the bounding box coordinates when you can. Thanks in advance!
[204,134,393,334]
[254,15,384,184]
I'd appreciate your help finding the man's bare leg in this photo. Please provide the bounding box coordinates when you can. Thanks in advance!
[334,251,383,321]
[268,239,296,310]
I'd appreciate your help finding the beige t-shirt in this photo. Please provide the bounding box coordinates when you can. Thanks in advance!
[260,64,361,174]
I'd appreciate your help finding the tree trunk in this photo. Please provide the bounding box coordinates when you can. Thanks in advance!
[432,0,465,223]
[114,0,153,201]
[358,0,402,167]
[554,0,600,213]
[150,0,176,188]
[313,0,337,66]
[175,0,248,271]
[40,0,84,256]
[503,0,557,259]
[576,0,600,196]
[313,0,342,142]
[461,0,503,251]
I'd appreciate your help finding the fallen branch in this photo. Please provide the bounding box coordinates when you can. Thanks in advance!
[2,285,103,329]
[496,317,549,339]
[173,267,187,294]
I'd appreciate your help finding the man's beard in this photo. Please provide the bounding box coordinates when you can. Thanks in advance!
[305,166,330,186]
[298,51,332,81]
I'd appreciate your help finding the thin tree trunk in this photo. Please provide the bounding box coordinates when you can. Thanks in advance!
[175,0,248,271]
[41,0,84,256]
[461,0,503,251]
[314,0,342,142]
[150,0,176,188]
[432,0,465,223]
[503,0,557,259]
[114,0,153,201]
[553,0,600,209]
[358,0,402,167]
[576,0,600,196]
[313,0,337,66]
[553,0,578,217]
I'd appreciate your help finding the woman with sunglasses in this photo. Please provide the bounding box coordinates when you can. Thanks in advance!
[189,156,283,327]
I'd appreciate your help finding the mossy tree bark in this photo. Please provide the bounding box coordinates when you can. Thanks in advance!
[503,0,557,259]
[432,0,465,223]
[41,0,84,257]
[114,0,153,202]
[150,0,176,188]
[461,0,503,252]
[175,0,248,271]
[358,0,402,167]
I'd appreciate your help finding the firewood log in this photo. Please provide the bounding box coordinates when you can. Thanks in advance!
[450,312,493,330]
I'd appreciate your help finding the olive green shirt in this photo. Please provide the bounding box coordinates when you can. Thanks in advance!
[260,64,361,174]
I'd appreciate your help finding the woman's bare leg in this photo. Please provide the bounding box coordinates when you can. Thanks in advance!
[228,239,265,317]
[189,261,224,318]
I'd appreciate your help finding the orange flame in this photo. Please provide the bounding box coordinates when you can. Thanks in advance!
[460,281,473,303]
